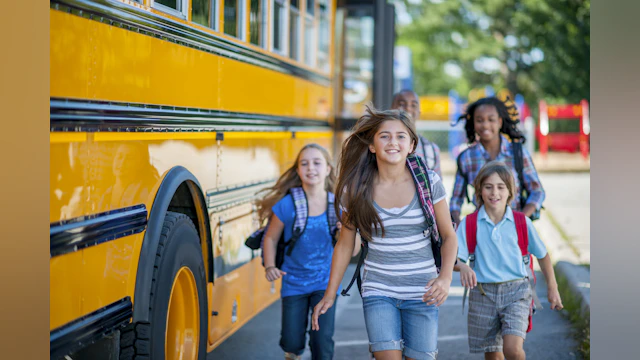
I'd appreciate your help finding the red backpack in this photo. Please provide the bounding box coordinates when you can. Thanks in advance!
[462,210,541,332]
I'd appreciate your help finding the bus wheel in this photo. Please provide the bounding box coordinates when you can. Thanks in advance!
[120,212,207,360]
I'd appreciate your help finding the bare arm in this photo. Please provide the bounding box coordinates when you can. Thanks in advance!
[449,168,467,226]
[537,253,563,310]
[335,221,361,257]
[311,218,357,330]
[521,147,545,214]
[451,211,461,227]
[423,200,458,306]
[352,231,362,257]
[262,214,287,281]
[435,200,458,279]
[522,203,538,218]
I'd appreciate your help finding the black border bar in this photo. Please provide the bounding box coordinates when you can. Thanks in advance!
[50,297,133,360]
[50,204,147,257]
[50,98,331,132]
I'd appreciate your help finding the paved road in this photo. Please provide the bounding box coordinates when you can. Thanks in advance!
[210,265,579,359]
[537,173,590,264]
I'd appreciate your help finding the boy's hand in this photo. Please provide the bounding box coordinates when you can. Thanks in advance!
[459,263,477,289]
[265,266,286,282]
[548,287,564,310]
[423,275,451,306]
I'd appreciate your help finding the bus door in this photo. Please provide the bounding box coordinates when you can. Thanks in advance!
[334,0,395,138]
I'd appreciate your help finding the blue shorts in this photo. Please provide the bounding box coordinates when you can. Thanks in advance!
[362,296,439,360]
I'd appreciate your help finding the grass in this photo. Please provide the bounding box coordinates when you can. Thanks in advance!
[555,266,590,359]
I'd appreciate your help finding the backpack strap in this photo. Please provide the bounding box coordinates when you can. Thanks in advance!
[465,211,479,260]
[285,187,308,256]
[456,148,471,205]
[514,211,543,314]
[341,230,368,296]
[326,192,338,246]
[406,154,441,269]
[461,211,479,313]
[512,141,527,210]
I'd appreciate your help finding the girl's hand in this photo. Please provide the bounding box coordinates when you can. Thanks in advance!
[548,287,564,310]
[423,275,451,306]
[336,221,342,230]
[265,266,286,282]
[311,296,336,331]
[459,264,477,289]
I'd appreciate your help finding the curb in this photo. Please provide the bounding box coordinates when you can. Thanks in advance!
[555,261,590,315]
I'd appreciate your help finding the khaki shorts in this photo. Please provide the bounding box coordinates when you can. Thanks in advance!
[467,278,532,353]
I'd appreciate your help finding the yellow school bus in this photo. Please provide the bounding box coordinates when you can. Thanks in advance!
[49,0,394,359]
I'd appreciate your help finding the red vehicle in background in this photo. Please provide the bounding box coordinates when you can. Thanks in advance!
[537,99,590,159]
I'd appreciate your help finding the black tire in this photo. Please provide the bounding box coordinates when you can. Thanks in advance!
[120,212,208,360]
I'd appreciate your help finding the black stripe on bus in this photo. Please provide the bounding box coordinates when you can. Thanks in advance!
[51,0,331,87]
[50,98,331,132]
[50,297,132,360]
[50,204,147,258]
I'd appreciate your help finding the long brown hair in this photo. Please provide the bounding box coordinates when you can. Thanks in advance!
[257,143,336,223]
[335,105,418,241]
[473,161,515,208]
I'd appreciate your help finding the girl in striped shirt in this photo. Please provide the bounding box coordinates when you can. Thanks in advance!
[311,106,458,360]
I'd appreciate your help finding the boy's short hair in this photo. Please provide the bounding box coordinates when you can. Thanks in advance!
[473,161,516,207]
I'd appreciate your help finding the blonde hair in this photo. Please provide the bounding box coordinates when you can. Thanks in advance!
[257,143,336,223]
[335,105,418,241]
[473,161,515,208]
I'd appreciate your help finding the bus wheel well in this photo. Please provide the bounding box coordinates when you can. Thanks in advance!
[168,182,200,239]
[167,180,213,283]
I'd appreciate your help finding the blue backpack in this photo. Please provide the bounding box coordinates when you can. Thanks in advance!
[245,187,339,269]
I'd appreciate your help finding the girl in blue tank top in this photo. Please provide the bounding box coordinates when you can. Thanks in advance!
[258,143,356,360]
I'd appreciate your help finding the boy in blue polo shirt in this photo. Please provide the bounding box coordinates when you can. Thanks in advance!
[454,161,563,360]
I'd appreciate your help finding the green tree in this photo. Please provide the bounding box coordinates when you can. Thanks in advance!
[397,0,589,105]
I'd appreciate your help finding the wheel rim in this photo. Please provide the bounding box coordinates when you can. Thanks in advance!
[166,266,200,360]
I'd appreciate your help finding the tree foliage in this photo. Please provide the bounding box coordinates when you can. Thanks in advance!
[397,0,589,105]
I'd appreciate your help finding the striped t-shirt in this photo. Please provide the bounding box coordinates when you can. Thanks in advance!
[361,170,447,300]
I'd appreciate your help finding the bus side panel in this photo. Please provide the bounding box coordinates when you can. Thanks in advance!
[50,134,221,330]
[50,234,143,332]
[50,9,330,120]
[205,135,333,349]
[50,251,84,330]
[50,136,91,223]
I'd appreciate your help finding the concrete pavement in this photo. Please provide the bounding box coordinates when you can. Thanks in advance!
[210,264,580,359]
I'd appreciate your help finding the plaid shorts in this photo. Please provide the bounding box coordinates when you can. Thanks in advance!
[467,278,532,353]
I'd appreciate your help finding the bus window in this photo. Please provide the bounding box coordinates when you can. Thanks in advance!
[152,0,188,18]
[224,0,246,40]
[317,0,330,72]
[272,0,287,55]
[289,0,301,61]
[192,0,219,30]
[341,8,374,118]
[250,0,267,47]
[303,0,315,66]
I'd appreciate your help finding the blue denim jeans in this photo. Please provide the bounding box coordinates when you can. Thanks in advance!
[362,296,439,360]
[280,290,337,360]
